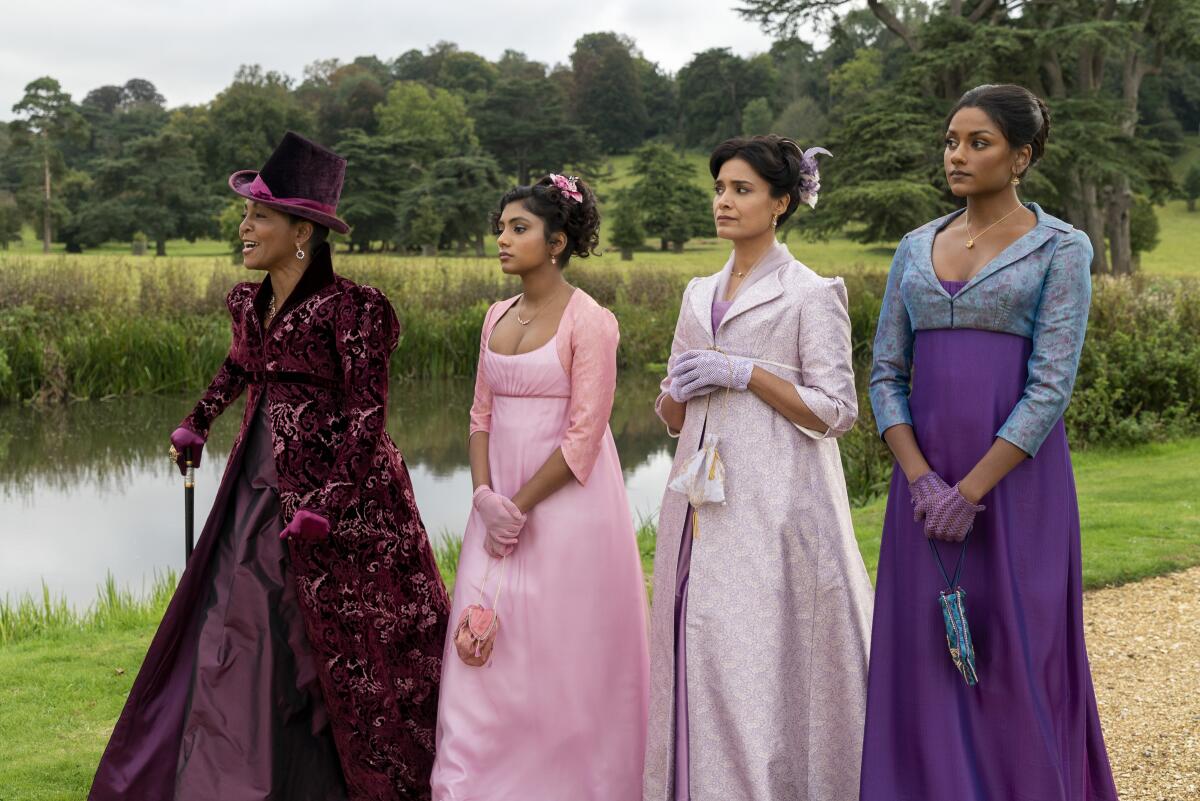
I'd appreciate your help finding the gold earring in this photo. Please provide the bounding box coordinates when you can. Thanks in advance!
[1011,175,1021,186]
[771,214,779,228]
[551,255,557,266]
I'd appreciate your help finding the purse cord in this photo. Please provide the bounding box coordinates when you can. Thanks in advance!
[476,554,507,610]
[928,529,970,591]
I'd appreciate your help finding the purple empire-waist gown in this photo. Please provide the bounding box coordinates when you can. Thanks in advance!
[859,280,1118,801]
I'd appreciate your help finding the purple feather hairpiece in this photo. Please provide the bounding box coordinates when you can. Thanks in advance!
[780,140,832,209]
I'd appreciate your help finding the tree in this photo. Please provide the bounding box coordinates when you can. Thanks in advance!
[89,124,217,255]
[334,130,421,252]
[9,77,88,252]
[203,65,315,185]
[375,81,478,161]
[773,96,830,143]
[297,61,390,145]
[742,98,775,135]
[0,191,21,249]
[416,155,507,255]
[1184,164,1200,212]
[677,49,776,148]
[1129,195,1160,269]
[570,33,648,153]
[608,194,646,259]
[629,143,710,251]
[474,76,596,185]
[740,0,1200,274]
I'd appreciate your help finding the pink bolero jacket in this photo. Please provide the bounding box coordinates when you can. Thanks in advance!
[469,289,619,485]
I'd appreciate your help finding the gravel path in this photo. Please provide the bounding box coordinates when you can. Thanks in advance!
[1086,566,1199,800]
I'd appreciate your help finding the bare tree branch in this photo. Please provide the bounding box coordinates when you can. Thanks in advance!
[968,0,998,23]
[866,0,920,51]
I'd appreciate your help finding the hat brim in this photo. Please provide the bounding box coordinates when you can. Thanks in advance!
[229,171,350,235]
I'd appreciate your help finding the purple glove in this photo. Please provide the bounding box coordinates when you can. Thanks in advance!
[908,471,950,522]
[170,427,206,476]
[473,486,526,558]
[280,509,331,540]
[924,483,985,543]
[669,349,754,403]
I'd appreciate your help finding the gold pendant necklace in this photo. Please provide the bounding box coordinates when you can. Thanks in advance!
[515,285,567,326]
[964,203,1024,249]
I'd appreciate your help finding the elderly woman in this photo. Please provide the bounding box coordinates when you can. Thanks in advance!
[643,135,874,801]
[89,132,450,801]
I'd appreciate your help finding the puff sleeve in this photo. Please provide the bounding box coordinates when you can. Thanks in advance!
[301,285,399,525]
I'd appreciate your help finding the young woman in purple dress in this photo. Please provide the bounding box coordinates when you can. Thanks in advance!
[862,84,1119,801]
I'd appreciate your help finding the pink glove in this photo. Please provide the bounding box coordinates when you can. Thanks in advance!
[170,427,206,476]
[924,483,985,543]
[280,509,331,540]
[669,349,754,403]
[473,486,526,558]
[908,471,950,522]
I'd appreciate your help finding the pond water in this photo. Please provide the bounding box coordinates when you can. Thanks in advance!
[0,373,675,607]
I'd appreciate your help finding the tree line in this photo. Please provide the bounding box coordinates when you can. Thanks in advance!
[3,2,1199,272]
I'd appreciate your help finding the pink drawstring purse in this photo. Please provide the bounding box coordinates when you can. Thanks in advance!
[454,556,506,667]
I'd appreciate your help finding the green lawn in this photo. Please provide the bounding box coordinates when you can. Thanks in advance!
[2,436,1198,799]
[850,436,1200,585]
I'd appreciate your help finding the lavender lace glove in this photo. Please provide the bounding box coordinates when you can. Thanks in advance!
[170,427,206,476]
[924,483,985,543]
[669,349,754,403]
[908,471,950,522]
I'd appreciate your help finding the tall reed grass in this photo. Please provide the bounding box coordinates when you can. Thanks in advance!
[0,570,177,646]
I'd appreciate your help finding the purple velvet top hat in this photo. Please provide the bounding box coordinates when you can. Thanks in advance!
[229,131,350,234]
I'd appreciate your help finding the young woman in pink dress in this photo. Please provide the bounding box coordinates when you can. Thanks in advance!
[429,175,649,801]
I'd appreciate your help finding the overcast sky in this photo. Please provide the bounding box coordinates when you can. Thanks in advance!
[1,0,785,119]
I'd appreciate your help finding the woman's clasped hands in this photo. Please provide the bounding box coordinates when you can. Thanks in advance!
[909,471,985,543]
[473,486,527,558]
[667,349,755,404]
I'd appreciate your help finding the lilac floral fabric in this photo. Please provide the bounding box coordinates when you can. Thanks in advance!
[869,203,1093,456]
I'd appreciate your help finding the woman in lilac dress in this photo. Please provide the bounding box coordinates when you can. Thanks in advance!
[862,85,1119,800]
[644,136,873,801]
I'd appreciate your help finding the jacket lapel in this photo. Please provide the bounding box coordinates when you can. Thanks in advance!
[716,244,790,332]
[688,273,719,342]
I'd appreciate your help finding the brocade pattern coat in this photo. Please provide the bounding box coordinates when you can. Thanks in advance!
[90,243,450,801]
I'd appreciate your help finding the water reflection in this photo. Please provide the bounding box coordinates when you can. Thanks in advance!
[0,373,675,606]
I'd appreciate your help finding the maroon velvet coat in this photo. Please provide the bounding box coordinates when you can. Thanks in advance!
[90,243,450,801]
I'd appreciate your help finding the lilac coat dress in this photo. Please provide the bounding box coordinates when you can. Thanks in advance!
[644,243,873,801]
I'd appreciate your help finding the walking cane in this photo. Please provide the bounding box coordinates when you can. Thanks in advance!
[170,444,196,561]
[184,447,195,560]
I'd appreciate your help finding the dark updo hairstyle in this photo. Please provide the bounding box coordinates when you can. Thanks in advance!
[287,213,330,250]
[946,84,1051,177]
[490,175,601,269]
[709,134,816,227]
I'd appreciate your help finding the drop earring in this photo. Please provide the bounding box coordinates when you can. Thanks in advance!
[296,247,306,260]
[771,214,779,228]
[1011,174,1021,186]
[551,254,558,266]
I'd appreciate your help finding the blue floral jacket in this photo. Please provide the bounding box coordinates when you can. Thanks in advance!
[869,202,1093,457]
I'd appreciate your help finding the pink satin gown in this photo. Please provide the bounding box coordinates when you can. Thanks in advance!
[430,292,649,801]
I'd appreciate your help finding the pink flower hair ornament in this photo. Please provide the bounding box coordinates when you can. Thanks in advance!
[548,173,584,204]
